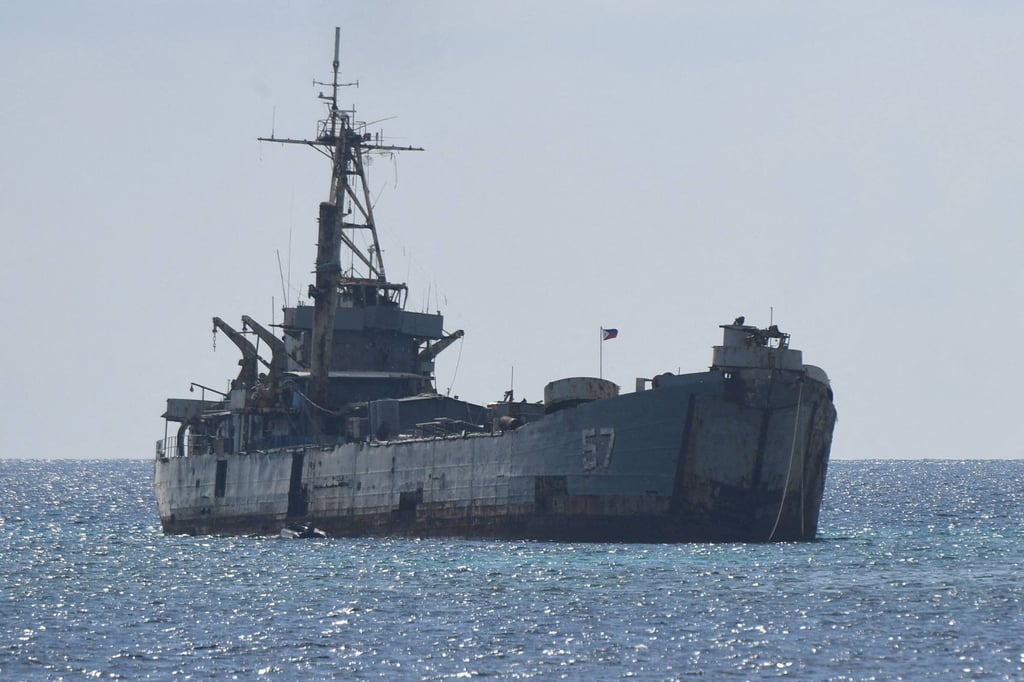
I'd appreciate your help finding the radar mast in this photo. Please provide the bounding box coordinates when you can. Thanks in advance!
[258,26,423,408]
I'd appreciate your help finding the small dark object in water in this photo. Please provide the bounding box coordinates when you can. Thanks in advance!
[280,524,327,539]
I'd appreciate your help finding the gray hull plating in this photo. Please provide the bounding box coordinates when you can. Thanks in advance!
[154,369,836,542]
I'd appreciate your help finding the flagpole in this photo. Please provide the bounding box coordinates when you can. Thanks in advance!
[599,327,603,379]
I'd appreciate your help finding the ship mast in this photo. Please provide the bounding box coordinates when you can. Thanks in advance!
[258,27,422,409]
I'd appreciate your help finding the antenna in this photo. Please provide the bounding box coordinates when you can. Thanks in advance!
[276,250,288,307]
[333,26,340,70]
[287,196,293,305]
[504,366,515,403]
[330,27,340,137]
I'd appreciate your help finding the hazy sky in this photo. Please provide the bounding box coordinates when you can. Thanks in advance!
[2,2,1022,460]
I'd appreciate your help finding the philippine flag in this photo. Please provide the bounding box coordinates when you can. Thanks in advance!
[602,328,618,341]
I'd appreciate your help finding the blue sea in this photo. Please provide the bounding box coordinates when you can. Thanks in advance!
[1,460,1021,680]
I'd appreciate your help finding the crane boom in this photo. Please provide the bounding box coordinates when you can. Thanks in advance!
[241,314,292,375]
[418,329,465,363]
[212,317,266,387]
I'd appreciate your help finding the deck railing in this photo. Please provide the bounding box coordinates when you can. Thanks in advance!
[155,434,315,459]
[155,435,235,459]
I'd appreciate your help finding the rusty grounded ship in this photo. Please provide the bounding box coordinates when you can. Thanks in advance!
[153,28,837,542]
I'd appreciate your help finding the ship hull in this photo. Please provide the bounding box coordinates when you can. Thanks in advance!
[153,369,835,542]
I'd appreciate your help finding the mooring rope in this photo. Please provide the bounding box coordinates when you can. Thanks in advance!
[768,379,804,541]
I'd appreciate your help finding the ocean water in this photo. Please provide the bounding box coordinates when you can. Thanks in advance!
[1,460,1022,680]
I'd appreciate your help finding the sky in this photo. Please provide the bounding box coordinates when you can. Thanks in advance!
[2,1,1022,460]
